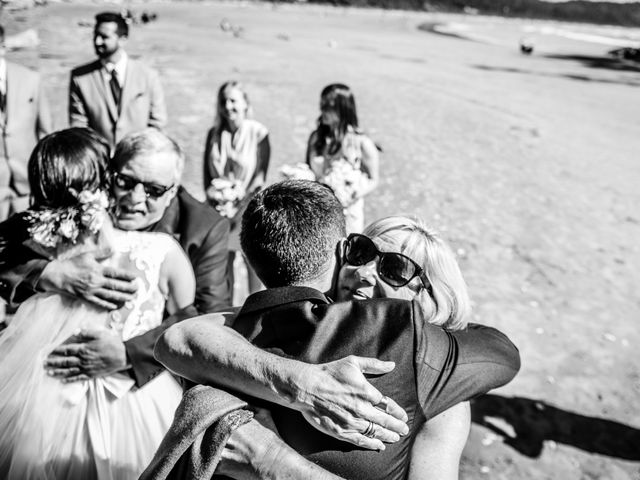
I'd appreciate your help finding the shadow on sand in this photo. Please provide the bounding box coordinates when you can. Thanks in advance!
[543,53,640,73]
[472,394,640,460]
[472,64,640,87]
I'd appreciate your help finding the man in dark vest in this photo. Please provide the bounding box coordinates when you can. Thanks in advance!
[157,180,520,479]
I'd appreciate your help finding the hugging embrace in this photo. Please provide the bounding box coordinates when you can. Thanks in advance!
[151,179,521,479]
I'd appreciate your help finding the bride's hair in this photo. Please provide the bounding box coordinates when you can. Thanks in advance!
[28,128,111,209]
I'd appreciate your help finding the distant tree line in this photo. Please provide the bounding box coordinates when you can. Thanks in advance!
[278,0,640,27]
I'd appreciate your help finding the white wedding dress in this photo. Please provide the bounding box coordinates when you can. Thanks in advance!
[0,229,183,480]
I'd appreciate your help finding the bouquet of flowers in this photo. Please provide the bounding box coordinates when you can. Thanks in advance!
[206,178,247,219]
[27,189,110,249]
[279,163,317,182]
[320,158,366,208]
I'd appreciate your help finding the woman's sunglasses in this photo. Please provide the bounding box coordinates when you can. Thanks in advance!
[113,172,174,200]
[344,233,431,290]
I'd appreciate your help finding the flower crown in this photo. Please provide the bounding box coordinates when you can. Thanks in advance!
[27,189,110,248]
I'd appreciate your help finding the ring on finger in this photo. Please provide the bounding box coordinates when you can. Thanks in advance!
[363,420,376,438]
[375,396,389,411]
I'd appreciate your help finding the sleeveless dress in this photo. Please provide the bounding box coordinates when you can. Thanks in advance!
[204,118,269,251]
[308,127,372,234]
[0,229,183,480]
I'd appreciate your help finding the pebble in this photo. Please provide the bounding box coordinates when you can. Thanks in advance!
[621,339,629,347]
[535,327,545,335]
[603,333,616,342]
[480,466,491,474]
[547,440,557,450]
[529,300,539,308]
[547,375,556,384]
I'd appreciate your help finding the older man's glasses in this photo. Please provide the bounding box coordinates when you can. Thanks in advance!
[113,172,174,199]
[344,233,430,289]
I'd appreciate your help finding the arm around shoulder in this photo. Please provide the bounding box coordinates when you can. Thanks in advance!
[408,402,470,480]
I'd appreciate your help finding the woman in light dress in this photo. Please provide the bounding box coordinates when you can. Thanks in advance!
[337,215,472,479]
[0,128,195,480]
[306,83,380,234]
[203,80,270,298]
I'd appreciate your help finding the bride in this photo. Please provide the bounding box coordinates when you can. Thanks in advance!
[0,128,195,480]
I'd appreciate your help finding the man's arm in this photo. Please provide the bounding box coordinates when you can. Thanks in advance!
[69,74,89,128]
[35,76,53,138]
[146,67,167,130]
[192,216,232,312]
[156,315,410,451]
[124,304,199,386]
[0,213,45,305]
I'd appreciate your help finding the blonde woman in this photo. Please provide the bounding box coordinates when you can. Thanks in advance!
[337,215,471,479]
[203,81,270,297]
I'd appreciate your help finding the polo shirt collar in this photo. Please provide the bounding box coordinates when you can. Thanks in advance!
[239,286,330,317]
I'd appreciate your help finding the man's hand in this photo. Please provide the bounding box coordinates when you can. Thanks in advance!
[39,251,138,310]
[218,408,344,480]
[291,355,410,451]
[44,328,129,382]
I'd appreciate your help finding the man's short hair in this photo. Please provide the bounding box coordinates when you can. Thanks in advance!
[241,180,346,288]
[95,12,129,37]
[112,128,184,181]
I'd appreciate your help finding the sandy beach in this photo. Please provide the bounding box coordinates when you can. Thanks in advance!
[2,2,639,478]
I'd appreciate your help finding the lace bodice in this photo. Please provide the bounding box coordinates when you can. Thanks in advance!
[103,230,174,341]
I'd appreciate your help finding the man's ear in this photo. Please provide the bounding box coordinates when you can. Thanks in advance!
[336,238,347,268]
[166,185,179,202]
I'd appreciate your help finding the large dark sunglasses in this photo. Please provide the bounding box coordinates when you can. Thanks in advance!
[113,172,174,199]
[345,233,431,289]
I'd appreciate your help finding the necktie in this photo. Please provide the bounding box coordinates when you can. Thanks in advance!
[109,68,121,111]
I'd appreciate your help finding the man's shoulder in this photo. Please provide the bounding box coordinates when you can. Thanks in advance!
[320,297,416,329]
[6,61,37,79]
[71,60,101,78]
[127,57,160,78]
[175,188,228,235]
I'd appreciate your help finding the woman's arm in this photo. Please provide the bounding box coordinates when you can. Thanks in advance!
[408,402,471,480]
[203,127,218,190]
[161,238,196,314]
[245,134,271,196]
[306,131,324,179]
[357,135,379,198]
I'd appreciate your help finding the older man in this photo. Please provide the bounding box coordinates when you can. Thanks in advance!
[0,128,230,387]
[69,12,166,147]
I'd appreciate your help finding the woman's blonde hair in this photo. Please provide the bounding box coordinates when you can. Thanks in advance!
[213,80,253,131]
[363,215,471,331]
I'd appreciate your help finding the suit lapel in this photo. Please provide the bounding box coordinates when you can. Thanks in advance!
[90,62,118,123]
[119,59,136,116]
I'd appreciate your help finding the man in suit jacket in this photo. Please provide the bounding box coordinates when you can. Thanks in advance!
[0,25,52,221]
[156,180,520,479]
[69,12,166,148]
[0,128,230,387]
